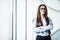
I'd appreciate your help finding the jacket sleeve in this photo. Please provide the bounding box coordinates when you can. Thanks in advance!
[38,17,53,32]
[32,18,44,33]
[32,17,53,33]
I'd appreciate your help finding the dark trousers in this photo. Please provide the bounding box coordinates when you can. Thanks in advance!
[36,35,51,40]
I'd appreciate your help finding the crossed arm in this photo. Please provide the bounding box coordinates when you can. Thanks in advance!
[32,17,53,33]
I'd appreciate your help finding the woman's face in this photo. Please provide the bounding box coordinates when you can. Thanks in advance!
[40,6,46,15]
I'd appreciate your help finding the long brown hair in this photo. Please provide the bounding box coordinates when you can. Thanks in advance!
[36,4,49,27]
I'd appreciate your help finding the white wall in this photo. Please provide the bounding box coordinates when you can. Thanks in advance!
[0,0,12,40]
[17,0,25,40]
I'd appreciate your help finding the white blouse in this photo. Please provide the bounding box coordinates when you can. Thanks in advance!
[32,17,53,36]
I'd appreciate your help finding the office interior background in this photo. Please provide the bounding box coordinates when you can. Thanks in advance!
[0,0,60,40]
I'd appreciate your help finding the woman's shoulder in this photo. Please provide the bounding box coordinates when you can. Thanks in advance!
[32,17,37,25]
[32,17,36,23]
[48,17,52,22]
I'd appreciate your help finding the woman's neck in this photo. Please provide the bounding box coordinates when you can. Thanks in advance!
[41,14,44,20]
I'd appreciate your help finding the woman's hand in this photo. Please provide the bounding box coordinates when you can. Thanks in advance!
[37,26,42,29]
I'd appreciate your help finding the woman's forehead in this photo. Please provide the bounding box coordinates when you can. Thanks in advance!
[40,6,45,8]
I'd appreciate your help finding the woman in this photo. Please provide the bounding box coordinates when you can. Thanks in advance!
[32,4,53,40]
